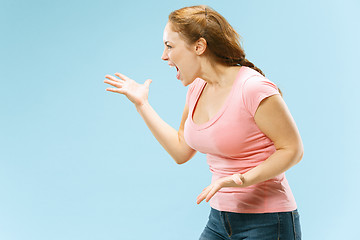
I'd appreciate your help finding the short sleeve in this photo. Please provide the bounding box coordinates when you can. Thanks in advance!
[185,78,199,105]
[242,75,280,116]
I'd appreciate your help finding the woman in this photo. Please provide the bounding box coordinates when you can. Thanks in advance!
[104,5,303,240]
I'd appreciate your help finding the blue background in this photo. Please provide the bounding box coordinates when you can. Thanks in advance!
[1,0,359,239]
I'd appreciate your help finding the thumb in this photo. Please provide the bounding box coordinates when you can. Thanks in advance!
[144,79,152,87]
[232,173,244,185]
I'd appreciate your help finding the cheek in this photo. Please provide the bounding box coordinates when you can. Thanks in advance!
[181,52,197,67]
[185,57,200,73]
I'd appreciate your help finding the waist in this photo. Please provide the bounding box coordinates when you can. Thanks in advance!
[206,153,269,176]
[209,176,297,213]
[211,173,285,193]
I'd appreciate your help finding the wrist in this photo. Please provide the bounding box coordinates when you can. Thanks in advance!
[241,172,256,188]
[135,100,149,112]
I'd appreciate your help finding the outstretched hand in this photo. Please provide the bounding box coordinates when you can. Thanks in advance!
[104,72,152,107]
[196,173,245,204]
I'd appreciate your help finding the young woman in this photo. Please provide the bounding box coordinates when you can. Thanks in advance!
[104,5,303,240]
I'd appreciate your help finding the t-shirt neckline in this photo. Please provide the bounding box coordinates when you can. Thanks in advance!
[189,66,245,130]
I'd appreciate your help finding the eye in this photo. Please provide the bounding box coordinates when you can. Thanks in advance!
[166,44,172,50]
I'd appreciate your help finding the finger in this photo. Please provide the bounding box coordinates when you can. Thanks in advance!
[144,79,152,88]
[198,185,212,198]
[197,190,208,202]
[104,79,123,88]
[197,186,212,204]
[105,74,123,82]
[201,185,211,192]
[106,88,126,94]
[197,192,207,204]
[114,72,131,81]
[232,173,243,185]
[205,184,222,202]
[197,191,205,204]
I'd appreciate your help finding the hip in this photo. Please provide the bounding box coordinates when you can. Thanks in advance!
[199,207,301,240]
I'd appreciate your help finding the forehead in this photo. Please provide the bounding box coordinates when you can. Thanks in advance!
[163,22,181,43]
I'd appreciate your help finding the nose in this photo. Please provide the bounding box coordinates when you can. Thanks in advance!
[161,48,168,61]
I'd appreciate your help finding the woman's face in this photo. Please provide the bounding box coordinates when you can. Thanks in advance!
[161,22,200,86]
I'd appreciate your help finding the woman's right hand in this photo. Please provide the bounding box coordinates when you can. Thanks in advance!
[104,72,152,107]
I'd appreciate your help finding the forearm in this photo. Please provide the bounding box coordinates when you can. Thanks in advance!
[135,101,191,164]
[242,147,303,187]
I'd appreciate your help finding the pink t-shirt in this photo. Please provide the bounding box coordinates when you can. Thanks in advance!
[184,66,297,213]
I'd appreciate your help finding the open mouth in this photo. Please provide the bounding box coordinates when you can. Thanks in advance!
[175,66,180,80]
[169,62,180,80]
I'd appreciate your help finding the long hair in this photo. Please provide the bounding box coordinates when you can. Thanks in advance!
[169,5,283,96]
[168,5,283,95]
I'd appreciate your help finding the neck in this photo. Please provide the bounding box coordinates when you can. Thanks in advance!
[198,59,241,88]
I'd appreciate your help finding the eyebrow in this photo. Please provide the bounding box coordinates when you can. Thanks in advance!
[164,41,172,45]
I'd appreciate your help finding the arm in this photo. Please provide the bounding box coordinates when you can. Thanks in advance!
[197,94,303,203]
[241,94,304,187]
[136,101,197,165]
[104,72,196,165]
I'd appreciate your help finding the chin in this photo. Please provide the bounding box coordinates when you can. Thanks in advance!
[181,79,191,87]
[179,75,197,87]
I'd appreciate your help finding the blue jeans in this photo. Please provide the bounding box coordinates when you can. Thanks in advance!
[199,208,301,240]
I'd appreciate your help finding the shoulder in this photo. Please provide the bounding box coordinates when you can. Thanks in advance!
[240,68,280,116]
[189,77,205,88]
[186,78,205,104]
[241,68,279,95]
[187,78,206,95]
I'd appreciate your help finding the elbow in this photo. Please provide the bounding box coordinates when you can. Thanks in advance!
[173,151,195,165]
[279,142,303,165]
[173,156,183,165]
[174,156,191,165]
[175,160,185,165]
[172,144,196,165]
[296,149,304,164]
[294,142,304,164]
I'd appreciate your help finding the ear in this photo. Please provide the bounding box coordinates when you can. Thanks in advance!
[194,37,207,55]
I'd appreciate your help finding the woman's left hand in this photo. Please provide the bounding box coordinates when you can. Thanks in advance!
[196,173,245,204]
